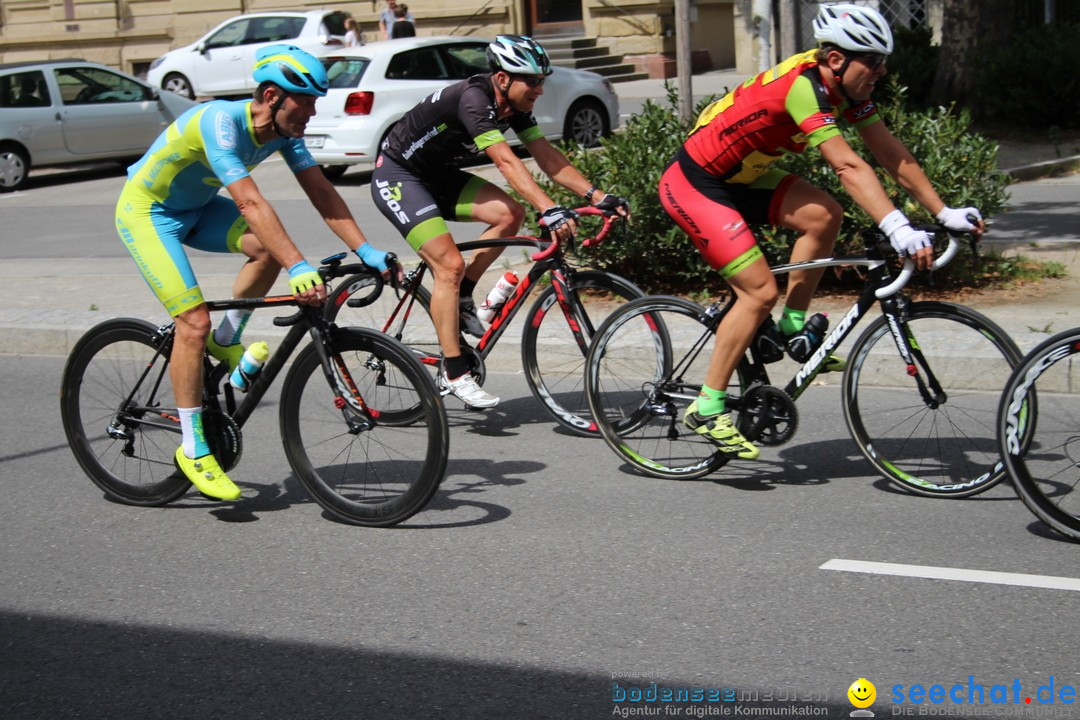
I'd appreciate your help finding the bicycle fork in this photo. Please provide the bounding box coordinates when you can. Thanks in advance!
[880,296,946,408]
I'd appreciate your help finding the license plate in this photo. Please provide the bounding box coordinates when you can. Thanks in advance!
[304,136,325,148]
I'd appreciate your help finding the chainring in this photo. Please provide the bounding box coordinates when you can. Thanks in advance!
[736,385,798,446]
[202,408,243,472]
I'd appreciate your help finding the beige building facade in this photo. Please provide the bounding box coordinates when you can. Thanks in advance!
[0,0,758,79]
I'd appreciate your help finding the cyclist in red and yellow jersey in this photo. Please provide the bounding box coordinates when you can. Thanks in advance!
[659,3,985,459]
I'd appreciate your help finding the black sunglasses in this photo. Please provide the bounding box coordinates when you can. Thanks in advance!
[853,53,887,70]
[512,74,546,88]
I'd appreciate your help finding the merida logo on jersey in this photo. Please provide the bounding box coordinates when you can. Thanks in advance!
[215,111,237,149]
[401,123,448,160]
[721,109,768,136]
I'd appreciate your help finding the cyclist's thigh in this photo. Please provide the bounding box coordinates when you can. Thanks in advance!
[659,157,767,280]
[183,195,248,255]
[371,157,472,251]
[116,190,208,317]
[462,176,521,226]
[763,172,842,233]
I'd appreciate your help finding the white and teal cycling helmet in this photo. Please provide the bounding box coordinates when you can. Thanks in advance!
[813,3,894,54]
[252,44,329,97]
[486,35,553,76]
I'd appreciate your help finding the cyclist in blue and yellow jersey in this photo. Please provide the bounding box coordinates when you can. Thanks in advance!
[115,44,392,500]
[659,4,985,459]
[370,35,629,410]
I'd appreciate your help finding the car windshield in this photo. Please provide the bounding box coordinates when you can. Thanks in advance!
[323,57,370,88]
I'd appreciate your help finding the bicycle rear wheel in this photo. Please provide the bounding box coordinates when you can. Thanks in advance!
[586,296,747,480]
[280,327,448,527]
[998,328,1080,540]
[521,270,645,436]
[60,318,190,505]
[843,301,1023,497]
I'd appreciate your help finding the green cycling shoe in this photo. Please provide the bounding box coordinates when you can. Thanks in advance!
[174,447,241,501]
[206,335,244,372]
[683,401,760,460]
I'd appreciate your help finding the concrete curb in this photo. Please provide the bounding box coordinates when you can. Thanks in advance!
[1003,155,1080,182]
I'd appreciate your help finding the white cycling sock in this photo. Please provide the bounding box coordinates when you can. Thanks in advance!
[178,406,209,459]
[214,309,252,346]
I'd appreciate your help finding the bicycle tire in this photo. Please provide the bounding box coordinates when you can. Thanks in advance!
[279,326,449,527]
[586,296,749,480]
[521,270,645,436]
[843,301,1024,498]
[60,318,190,506]
[998,328,1080,540]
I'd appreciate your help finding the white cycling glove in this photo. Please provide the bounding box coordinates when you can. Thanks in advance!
[936,205,983,232]
[879,209,932,258]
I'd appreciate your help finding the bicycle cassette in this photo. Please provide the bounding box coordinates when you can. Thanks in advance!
[736,385,798,446]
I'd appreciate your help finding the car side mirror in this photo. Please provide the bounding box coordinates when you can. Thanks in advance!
[197,41,208,55]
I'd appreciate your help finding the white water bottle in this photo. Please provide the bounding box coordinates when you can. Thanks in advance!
[477,272,519,323]
[230,341,269,392]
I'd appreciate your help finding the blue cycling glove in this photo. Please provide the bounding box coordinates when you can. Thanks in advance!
[354,243,390,272]
[287,260,323,295]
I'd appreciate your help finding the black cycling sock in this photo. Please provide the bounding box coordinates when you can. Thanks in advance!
[459,278,477,299]
[444,354,469,379]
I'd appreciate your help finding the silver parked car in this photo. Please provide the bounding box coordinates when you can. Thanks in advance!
[0,60,197,192]
[146,10,350,100]
[306,37,620,178]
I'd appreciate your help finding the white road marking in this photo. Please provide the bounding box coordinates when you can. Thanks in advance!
[821,559,1080,592]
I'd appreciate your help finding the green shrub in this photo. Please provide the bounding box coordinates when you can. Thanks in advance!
[973,23,1080,129]
[539,82,1009,294]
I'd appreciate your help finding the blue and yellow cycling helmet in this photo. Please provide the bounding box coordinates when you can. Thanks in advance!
[252,44,328,97]
[486,35,553,76]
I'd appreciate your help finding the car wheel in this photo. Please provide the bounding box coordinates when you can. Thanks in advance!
[563,99,609,148]
[162,73,195,100]
[0,143,30,193]
[321,165,348,181]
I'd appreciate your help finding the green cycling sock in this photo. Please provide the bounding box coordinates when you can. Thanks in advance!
[779,307,807,336]
[696,386,727,416]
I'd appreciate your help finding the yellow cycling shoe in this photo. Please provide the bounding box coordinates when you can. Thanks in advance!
[683,401,760,460]
[822,354,847,373]
[174,447,241,501]
[206,335,244,372]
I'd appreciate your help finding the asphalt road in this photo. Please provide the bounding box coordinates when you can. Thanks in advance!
[1,156,1078,719]
[3,349,1078,718]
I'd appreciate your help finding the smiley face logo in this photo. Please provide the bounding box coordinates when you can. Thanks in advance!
[848,678,876,708]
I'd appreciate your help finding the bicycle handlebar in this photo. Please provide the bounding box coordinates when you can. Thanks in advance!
[874,227,964,299]
[530,206,623,262]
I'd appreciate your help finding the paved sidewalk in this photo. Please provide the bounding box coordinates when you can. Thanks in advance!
[1,71,1077,365]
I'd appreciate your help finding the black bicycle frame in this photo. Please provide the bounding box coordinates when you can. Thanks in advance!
[386,236,589,368]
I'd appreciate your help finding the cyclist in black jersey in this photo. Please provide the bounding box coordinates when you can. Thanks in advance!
[371,35,629,409]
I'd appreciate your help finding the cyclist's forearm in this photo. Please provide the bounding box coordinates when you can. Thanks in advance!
[230,183,304,269]
[494,151,557,210]
[295,166,368,251]
[529,139,594,200]
[861,123,946,216]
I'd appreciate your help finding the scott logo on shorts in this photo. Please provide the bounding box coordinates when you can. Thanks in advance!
[375,179,409,225]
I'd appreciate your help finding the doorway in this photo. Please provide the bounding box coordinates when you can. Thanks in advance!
[527,0,583,37]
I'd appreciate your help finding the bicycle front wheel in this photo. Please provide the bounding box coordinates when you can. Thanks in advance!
[586,296,747,480]
[843,301,1023,498]
[280,327,448,527]
[521,270,645,436]
[998,328,1080,540]
[60,318,190,506]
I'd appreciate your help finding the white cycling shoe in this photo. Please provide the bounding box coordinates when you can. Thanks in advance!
[438,370,499,410]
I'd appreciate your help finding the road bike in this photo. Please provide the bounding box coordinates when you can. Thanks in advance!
[997,327,1080,540]
[60,253,449,527]
[324,206,643,436]
[585,227,1026,497]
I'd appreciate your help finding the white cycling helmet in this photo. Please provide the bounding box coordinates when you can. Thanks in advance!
[486,35,553,76]
[813,3,894,54]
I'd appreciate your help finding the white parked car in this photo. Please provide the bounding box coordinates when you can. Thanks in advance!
[0,59,197,192]
[305,36,620,178]
[147,10,350,99]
